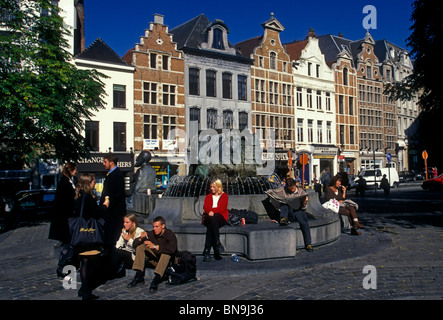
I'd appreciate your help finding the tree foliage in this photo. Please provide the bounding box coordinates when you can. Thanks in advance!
[0,0,106,169]
[385,1,443,168]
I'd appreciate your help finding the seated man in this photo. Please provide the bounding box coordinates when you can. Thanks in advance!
[127,216,178,293]
[266,178,313,252]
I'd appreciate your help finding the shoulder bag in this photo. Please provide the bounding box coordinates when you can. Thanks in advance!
[68,194,105,248]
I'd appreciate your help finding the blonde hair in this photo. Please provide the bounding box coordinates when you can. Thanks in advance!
[75,173,95,199]
[123,213,139,239]
[210,179,223,195]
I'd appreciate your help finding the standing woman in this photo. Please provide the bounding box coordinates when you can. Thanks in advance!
[324,175,364,235]
[74,173,104,300]
[110,213,145,278]
[48,162,77,277]
[202,179,229,262]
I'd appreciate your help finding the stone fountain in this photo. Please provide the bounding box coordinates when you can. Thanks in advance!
[137,129,343,260]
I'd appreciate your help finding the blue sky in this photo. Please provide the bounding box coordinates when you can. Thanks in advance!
[84,0,415,57]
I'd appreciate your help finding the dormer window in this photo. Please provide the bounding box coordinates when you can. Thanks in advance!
[212,28,224,50]
[201,19,236,55]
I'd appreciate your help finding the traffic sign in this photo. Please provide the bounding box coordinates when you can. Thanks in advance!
[300,153,309,165]
[387,152,392,162]
[422,150,428,160]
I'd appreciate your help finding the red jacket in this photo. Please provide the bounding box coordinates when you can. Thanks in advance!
[203,192,229,221]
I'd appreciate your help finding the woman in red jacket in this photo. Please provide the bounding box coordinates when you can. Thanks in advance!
[202,179,229,262]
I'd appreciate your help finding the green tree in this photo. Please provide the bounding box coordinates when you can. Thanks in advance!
[0,0,106,169]
[385,1,443,169]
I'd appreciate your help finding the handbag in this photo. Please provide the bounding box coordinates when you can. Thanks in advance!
[68,194,105,248]
[322,199,340,214]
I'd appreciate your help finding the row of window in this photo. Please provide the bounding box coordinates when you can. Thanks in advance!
[360,133,396,151]
[295,88,332,111]
[189,68,248,100]
[255,80,292,106]
[189,108,249,131]
[297,119,334,144]
[149,52,170,70]
[143,82,176,106]
[255,114,294,141]
[85,121,126,152]
[358,84,382,103]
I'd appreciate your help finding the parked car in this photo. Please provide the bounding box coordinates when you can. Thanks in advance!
[11,189,56,224]
[399,171,417,183]
[421,174,443,191]
[415,172,425,180]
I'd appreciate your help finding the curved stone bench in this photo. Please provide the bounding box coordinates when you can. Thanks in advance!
[169,214,341,260]
[138,190,346,260]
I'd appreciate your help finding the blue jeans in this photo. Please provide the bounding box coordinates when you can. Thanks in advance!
[280,205,312,246]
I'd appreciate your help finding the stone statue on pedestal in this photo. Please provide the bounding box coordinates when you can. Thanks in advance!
[132,151,156,194]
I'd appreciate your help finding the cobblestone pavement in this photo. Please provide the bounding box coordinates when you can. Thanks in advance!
[0,211,442,301]
[1,182,443,304]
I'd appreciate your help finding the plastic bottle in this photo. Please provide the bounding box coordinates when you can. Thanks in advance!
[231,254,240,263]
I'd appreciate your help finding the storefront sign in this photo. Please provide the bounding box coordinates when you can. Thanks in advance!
[313,146,338,156]
[261,151,297,161]
[77,152,134,172]
[163,139,177,150]
[144,139,159,150]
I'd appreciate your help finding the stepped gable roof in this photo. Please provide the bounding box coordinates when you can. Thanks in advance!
[75,38,129,66]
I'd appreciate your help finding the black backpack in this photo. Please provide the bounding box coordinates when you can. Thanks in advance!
[228,209,259,226]
[166,250,197,285]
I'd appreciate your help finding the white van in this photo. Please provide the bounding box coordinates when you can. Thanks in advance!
[356,168,400,189]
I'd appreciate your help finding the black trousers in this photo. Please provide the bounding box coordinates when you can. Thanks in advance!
[110,248,134,276]
[203,213,227,249]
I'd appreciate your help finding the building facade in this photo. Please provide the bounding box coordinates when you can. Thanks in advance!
[169,14,253,173]
[318,34,360,175]
[123,14,186,182]
[235,14,295,178]
[285,29,338,182]
[353,31,396,170]
[375,40,419,171]
[74,38,135,192]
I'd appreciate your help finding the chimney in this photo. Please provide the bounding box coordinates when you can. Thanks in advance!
[307,28,317,39]
[338,32,344,38]
[154,14,164,25]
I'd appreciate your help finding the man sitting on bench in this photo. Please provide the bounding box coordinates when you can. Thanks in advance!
[267,178,313,252]
[127,216,178,293]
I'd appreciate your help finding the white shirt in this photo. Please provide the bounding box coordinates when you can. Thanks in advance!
[212,194,221,208]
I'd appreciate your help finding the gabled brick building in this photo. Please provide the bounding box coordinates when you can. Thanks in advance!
[318,33,360,175]
[235,14,294,177]
[123,14,186,177]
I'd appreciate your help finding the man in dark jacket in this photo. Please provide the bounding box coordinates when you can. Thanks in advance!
[127,216,178,292]
[101,153,127,250]
[266,178,313,252]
